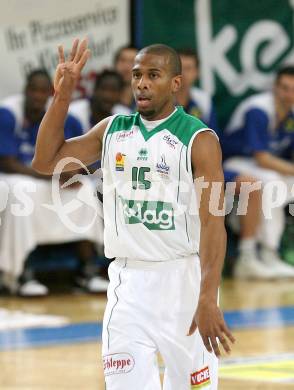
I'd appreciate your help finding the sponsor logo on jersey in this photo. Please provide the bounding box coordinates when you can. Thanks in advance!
[120,197,175,230]
[156,154,170,177]
[137,148,148,161]
[163,134,179,149]
[115,152,126,171]
[103,353,135,376]
[191,366,211,388]
[116,128,138,142]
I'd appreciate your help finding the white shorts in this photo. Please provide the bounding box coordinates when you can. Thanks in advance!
[102,256,218,389]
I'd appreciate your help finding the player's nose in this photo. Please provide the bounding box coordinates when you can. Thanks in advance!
[137,75,149,89]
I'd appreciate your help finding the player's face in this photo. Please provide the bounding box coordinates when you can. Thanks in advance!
[115,48,138,83]
[132,53,181,120]
[92,77,121,115]
[180,55,198,88]
[25,75,52,113]
[275,75,294,110]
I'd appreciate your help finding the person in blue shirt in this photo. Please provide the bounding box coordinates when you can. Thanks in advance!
[223,66,294,278]
[0,70,108,296]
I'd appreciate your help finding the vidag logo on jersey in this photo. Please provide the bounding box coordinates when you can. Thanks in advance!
[120,197,175,230]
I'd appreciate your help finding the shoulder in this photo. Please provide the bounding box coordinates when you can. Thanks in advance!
[170,107,211,146]
[191,131,222,173]
[107,113,138,134]
[0,94,23,123]
[0,106,17,129]
[226,92,272,131]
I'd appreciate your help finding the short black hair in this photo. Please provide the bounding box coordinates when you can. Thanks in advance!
[276,65,294,81]
[26,69,52,86]
[113,45,138,65]
[94,69,124,90]
[138,44,182,76]
[177,48,199,66]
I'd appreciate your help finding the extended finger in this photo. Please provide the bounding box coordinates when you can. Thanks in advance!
[217,334,231,354]
[209,336,221,358]
[58,45,65,63]
[69,38,79,61]
[202,335,213,353]
[221,323,235,344]
[77,49,91,71]
[74,38,88,63]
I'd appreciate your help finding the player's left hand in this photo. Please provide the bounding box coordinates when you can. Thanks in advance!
[187,300,235,358]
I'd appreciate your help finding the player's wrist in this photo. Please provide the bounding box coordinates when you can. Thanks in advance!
[198,289,218,305]
[53,91,72,104]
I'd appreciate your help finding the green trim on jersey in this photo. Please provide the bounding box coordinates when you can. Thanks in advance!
[106,107,208,146]
[107,114,136,134]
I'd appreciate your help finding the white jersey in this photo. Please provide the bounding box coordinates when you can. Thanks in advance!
[101,106,215,261]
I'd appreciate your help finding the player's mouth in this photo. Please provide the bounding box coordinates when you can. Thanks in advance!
[136,95,152,109]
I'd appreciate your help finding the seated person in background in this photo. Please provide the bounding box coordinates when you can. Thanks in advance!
[69,69,125,133]
[0,69,108,296]
[176,48,217,130]
[177,48,289,279]
[222,66,294,277]
[113,45,138,112]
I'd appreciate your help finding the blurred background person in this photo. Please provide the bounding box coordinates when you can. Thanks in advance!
[0,69,108,296]
[222,66,294,277]
[69,69,125,133]
[176,48,218,130]
[113,45,138,113]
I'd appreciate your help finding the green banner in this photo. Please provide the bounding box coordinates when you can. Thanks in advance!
[139,0,294,128]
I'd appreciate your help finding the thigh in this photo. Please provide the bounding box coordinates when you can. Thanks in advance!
[159,258,218,390]
[102,260,161,390]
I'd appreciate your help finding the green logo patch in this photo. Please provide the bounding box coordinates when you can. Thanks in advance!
[120,197,175,230]
[137,148,148,161]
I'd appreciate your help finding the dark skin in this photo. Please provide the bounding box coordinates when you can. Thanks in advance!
[90,77,122,123]
[0,74,80,186]
[33,39,235,357]
[0,75,52,179]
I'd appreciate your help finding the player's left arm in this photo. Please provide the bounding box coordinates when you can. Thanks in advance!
[188,130,235,357]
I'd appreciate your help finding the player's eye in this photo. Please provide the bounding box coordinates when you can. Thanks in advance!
[133,72,141,79]
[150,73,158,79]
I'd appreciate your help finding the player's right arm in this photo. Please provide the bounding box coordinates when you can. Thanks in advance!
[32,38,109,174]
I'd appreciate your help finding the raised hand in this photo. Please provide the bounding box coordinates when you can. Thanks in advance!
[188,301,235,358]
[54,38,91,98]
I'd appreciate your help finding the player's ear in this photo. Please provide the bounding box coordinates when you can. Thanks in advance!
[172,75,182,93]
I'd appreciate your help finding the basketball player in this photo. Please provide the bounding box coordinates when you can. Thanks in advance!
[33,39,235,389]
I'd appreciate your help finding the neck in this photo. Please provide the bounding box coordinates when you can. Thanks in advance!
[275,97,290,123]
[141,102,176,121]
